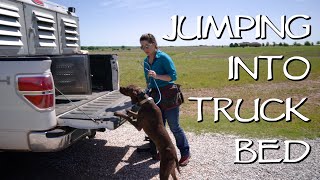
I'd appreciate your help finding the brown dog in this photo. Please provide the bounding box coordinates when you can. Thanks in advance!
[114,85,180,180]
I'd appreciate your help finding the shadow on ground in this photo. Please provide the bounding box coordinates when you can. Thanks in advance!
[0,138,159,180]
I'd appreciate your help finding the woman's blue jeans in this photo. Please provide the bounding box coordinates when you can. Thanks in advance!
[162,106,190,157]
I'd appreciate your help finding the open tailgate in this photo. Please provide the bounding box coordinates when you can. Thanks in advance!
[57,91,132,130]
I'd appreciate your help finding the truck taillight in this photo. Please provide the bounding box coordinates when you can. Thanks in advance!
[17,75,54,110]
[32,0,44,6]
[18,76,53,91]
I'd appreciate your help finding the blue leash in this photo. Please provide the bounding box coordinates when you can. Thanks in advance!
[141,61,161,105]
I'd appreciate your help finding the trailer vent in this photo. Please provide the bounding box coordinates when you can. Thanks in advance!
[62,18,78,47]
[33,11,56,47]
[0,3,23,46]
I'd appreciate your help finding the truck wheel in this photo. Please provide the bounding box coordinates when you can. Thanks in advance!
[88,130,96,139]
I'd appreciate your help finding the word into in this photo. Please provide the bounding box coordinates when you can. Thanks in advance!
[228,56,311,81]
[235,139,311,164]
[163,15,311,41]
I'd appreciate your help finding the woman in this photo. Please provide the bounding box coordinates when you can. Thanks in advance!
[140,33,190,166]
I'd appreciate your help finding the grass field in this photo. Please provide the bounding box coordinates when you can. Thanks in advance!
[92,46,320,139]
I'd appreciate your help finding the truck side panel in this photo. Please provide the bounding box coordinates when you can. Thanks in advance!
[0,58,56,150]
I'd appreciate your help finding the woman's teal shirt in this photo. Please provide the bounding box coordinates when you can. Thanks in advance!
[143,50,177,89]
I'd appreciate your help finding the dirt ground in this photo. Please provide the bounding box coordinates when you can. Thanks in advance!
[1,122,319,180]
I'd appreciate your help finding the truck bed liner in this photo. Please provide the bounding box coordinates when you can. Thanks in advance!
[57,90,131,121]
[55,91,111,115]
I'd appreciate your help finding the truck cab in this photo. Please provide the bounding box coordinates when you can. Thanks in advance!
[0,0,131,152]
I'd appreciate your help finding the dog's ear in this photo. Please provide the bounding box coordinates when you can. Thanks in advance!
[119,87,125,94]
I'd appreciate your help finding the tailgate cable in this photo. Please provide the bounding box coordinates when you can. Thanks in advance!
[55,87,100,124]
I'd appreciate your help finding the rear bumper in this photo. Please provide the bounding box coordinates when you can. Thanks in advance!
[28,128,90,152]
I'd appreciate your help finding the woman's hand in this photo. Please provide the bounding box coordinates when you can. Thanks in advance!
[148,70,157,79]
[148,70,172,82]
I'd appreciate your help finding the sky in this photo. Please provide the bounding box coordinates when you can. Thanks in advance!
[52,0,319,46]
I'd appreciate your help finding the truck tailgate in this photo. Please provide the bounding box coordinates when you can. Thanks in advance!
[57,90,132,130]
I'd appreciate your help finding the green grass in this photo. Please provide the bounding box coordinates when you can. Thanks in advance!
[91,46,320,139]
[180,104,320,139]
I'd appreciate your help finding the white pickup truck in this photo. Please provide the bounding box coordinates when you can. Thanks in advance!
[0,0,131,152]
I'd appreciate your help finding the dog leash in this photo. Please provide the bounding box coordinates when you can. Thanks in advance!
[140,61,162,105]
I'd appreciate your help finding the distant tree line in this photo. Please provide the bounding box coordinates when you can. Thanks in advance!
[81,46,131,51]
[81,41,320,50]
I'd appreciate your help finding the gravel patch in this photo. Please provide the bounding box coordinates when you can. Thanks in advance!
[1,122,319,180]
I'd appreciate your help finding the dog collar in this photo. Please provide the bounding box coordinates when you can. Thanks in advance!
[138,92,146,99]
[139,97,153,105]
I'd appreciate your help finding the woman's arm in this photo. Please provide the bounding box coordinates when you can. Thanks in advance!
[148,70,172,81]
[154,73,172,81]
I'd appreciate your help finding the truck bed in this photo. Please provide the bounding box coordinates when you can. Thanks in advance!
[55,91,111,116]
[56,90,132,130]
